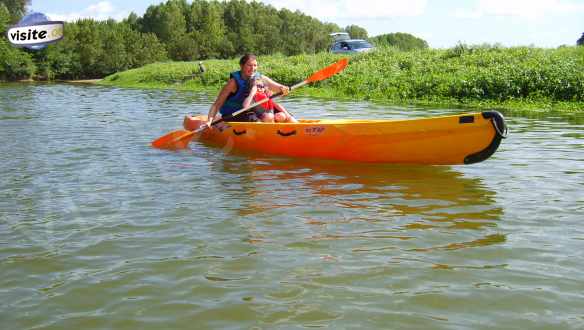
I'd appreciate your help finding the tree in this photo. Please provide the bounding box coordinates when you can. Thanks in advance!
[137,0,347,57]
[123,12,140,30]
[578,33,584,46]
[0,39,35,80]
[345,25,368,39]
[196,0,226,59]
[74,19,108,77]
[5,0,374,80]
[101,20,131,74]
[278,9,307,55]
[0,0,28,22]
[39,21,83,79]
[247,1,282,55]
[121,25,168,68]
[0,2,35,81]
[0,3,10,33]
[224,0,257,55]
[371,32,429,51]
[140,0,187,44]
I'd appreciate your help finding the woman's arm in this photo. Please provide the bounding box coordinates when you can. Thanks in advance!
[207,79,236,126]
[262,76,289,96]
[242,84,258,108]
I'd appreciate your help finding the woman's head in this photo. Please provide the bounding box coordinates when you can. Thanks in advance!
[239,54,257,79]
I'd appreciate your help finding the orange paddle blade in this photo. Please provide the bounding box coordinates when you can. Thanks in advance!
[151,130,195,150]
[306,58,348,83]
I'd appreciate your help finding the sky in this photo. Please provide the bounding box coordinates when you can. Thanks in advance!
[30,0,584,48]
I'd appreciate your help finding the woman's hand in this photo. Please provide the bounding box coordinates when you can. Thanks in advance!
[280,85,290,96]
[205,116,214,129]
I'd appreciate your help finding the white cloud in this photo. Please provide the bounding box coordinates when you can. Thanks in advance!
[454,0,584,20]
[259,0,427,19]
[47,1,127,22]
[86,2,114,16]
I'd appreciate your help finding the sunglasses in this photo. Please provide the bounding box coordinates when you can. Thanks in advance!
[256,84,265,89]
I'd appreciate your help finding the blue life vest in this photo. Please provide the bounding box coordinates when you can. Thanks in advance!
[220,71,261,116]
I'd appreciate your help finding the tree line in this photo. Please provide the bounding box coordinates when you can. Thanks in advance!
[1,0,352,81]
[12,0,574,82]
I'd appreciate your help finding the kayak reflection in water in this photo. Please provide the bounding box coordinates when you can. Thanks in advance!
[206,54,292,127]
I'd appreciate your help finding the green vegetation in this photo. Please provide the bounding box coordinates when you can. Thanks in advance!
[100,45,584,112]
[2,0,582,112]
[1,0,27,22]
[0,3,168,80]
[1,0,363,81]
[371,33,429,51]
[0,3,35,80]
[345,25,368,40]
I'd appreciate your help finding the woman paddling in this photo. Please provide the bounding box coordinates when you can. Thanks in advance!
[206,54,290,126]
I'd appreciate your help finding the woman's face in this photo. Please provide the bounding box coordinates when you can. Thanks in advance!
[241,58,257,78]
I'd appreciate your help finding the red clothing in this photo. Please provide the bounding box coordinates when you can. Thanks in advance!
[253,92,275,111]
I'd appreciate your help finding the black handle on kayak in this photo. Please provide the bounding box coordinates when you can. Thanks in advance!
[277,130,297,137]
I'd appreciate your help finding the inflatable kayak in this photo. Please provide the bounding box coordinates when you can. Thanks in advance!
[183,111,507,165]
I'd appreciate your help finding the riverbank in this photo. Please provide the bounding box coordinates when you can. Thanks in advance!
[98,46,584,112]
[64,79,102,84]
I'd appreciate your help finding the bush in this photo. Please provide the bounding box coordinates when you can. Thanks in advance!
[0,40,35,80]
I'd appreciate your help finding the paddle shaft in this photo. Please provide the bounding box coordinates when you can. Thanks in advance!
[151,58,347,149]
[205,80,307,128]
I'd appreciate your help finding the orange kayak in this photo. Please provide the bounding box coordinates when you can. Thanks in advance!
[183,111,507,165]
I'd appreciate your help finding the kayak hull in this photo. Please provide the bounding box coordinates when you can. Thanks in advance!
[183,111,507,165]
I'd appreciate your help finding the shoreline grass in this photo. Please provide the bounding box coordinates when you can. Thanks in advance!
[98,47,584,112]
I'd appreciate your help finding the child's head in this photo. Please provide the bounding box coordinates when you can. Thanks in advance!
[255,79,267,93]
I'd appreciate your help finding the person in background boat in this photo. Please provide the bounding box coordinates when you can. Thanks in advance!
[243,78,298,123]
[206,54,290,127]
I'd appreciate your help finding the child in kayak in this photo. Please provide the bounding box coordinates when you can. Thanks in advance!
[206,54,290,125]
[243,78,298,123]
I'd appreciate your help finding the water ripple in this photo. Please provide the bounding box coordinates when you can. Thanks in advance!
[1,84,584,329]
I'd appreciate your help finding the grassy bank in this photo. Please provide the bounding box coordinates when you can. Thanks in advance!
[99,46,584,112]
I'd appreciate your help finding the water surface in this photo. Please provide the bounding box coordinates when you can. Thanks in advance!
[1,83,583,329]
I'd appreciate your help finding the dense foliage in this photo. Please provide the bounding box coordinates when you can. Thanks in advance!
[370,33,429,51]
[345,25,368,40]
[340,46,584,104]
[101,46,584,111]
[578,33,584,46]
[4,0,581,113]
[33,19,168,79]
[136,0,344,59]
[0,3,34,80]
[0,0,27,22]
[1,0,371,80]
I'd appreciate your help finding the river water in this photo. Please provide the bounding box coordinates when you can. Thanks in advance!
[1,83,583,329]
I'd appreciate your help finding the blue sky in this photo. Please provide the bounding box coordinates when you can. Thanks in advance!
[31,0,584,48]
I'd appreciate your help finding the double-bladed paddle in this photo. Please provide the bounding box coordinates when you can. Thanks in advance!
[151,58,349,150]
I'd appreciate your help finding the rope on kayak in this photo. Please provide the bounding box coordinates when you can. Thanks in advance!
[483,111,508,139]
[492,116,508,138]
